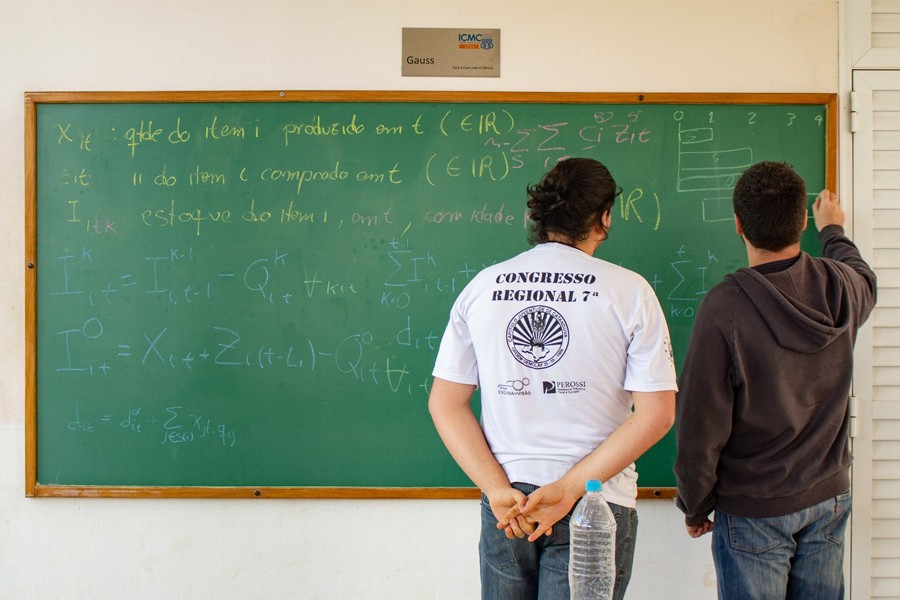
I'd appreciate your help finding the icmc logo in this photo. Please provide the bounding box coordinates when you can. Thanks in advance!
[458,33,494,50]
[506,305,569,369]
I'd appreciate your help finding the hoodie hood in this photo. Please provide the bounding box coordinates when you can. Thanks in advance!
[728,254,852,354]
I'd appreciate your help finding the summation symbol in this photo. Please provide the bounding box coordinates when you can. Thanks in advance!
[657,245,721,320]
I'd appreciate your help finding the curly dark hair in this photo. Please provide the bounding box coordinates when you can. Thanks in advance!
[526,158,621,246]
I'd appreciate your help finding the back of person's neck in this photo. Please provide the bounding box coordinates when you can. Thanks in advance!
[544,236,599,256]
[746,243,801,268]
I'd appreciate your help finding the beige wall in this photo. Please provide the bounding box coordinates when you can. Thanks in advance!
[0,2,837,598]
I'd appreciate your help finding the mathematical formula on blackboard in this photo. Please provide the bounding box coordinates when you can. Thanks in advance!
[27,94,832,493]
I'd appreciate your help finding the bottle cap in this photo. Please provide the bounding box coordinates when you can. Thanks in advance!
[585,479,602,493]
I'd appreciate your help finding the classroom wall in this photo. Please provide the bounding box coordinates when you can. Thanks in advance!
[0,1,838,598]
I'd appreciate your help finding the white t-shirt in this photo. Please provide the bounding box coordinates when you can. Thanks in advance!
[432,242,677,508]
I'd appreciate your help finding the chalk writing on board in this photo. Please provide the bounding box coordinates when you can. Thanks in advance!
[67,402,238,447]
[57,317,434,380]
[675,121,752,193]
[31,97,831,490]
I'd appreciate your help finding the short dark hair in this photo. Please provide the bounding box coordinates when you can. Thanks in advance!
[732,161,807,251]
[526,158,620,245]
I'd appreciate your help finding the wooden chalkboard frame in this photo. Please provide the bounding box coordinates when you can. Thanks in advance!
[25,91,838,499]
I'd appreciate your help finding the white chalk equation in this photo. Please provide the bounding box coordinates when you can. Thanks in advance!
[67,402,238,448]
[41,239,475,405]
[45,239,470,309]
[647,244,723,320]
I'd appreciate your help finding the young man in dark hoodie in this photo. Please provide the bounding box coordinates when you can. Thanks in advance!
[674,161,877,599]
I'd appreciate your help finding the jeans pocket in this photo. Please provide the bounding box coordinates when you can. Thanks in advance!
[480,494,520,571]
[726,513,784,554]
[542,513,572,573]
[824,490,851,545]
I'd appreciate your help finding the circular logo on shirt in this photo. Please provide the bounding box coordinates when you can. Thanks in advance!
[506,305,569,369]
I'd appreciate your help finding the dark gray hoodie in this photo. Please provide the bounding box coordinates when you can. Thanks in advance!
[674,225,877,525]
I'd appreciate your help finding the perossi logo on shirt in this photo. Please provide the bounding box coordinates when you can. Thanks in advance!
[506,305,569,369]
[542,380,586,394]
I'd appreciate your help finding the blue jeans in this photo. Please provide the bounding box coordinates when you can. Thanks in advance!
[479,483,638,600]
[712,490,851,600]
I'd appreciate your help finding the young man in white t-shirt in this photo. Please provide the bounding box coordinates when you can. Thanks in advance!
[429,158,677,600]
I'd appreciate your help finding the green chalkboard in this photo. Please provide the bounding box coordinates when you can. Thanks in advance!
[25,92,836,498]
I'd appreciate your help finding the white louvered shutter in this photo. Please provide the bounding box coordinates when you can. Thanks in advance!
[873,0,900,48]
[853,69,900,600]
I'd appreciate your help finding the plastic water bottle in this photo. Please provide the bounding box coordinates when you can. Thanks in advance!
[569,479,617,600]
